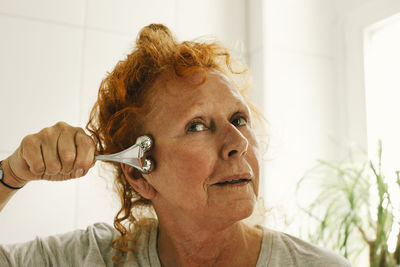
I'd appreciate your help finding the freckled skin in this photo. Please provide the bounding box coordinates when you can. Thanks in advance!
[143,70,261,230]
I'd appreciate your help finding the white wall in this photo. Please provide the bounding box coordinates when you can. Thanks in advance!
[0,0,247,244]
[249,0,343,233]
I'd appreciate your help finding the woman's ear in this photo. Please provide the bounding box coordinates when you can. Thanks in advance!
[120,163,157,200]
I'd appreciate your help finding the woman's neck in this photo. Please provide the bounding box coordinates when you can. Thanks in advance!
[156,217,262,267]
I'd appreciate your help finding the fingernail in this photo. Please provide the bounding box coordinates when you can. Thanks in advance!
[75,168,84,177]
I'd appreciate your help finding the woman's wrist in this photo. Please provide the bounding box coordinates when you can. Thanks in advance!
[0,159,27,189]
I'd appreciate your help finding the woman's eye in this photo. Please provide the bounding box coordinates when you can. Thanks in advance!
[187,122,207,132]
[231,116,247,127]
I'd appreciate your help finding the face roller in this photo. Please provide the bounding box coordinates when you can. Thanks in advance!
[95,135,155,174]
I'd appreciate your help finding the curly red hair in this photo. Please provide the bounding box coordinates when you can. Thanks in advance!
[86,24,251,264]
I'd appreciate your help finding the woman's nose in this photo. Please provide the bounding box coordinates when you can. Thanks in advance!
[220,124,249,160]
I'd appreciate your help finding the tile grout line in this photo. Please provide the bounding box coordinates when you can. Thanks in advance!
[74,0,90,229]
[0,10,83,29]
[0,11,133,37]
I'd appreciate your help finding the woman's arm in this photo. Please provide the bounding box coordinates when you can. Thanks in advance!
[0,159,25,211]
[0,122,96,212]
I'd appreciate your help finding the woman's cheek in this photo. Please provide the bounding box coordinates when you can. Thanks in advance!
[171,145,216,183]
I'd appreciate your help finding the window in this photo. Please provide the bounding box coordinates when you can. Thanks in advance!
[364,13,400,252]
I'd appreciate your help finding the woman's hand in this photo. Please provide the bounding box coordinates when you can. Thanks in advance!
[3,122,96,187]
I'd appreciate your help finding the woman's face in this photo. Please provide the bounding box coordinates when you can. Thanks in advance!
[143,70,261,228]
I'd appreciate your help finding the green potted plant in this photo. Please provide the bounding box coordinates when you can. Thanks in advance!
[297,141,400,267]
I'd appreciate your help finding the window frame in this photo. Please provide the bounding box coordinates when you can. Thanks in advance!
[339,0,400,151]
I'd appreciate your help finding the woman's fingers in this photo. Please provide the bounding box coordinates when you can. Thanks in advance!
[8,122,96,184]
[58,126,77,176]
[20,134,45,176]
[40,126,62,176]
[72,129,95,178]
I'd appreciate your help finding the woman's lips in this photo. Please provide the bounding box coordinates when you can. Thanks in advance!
[213,173,252,186]
[214,178,251,186]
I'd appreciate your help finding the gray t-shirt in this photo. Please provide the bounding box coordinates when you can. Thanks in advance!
[0,221,351,266]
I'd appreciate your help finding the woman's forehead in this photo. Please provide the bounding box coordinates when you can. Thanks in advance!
[153,70,242,101]
[141,70,249,129]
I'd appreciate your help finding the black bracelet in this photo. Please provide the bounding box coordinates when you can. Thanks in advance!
[0,160,24,190]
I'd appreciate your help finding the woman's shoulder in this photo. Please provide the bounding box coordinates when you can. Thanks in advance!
[256,226,352,267]
[82,221,119,239]
[41,222,119,251]
[0,222,119,266]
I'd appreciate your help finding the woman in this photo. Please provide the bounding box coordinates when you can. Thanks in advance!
[0,24,351,266]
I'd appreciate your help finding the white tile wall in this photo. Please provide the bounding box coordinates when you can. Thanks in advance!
[0,16,83,152]
[176,0,246,46]
[256,0,343,236]
[263,49,337,192]
[86,0,177,35]
[0,0,85,25]
[262,53,340,238]
[264,0,335,57]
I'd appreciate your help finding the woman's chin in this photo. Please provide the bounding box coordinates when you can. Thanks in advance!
[215,199,256,224]
[234,201,256,220]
